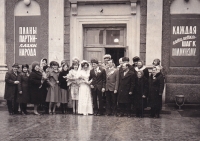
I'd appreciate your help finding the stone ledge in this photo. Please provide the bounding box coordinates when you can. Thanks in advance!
[166,83,200,103]
[166,75,200,84]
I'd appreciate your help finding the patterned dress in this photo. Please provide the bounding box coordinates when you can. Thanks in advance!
[67,69,79,100]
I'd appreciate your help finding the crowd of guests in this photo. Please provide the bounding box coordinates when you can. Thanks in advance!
[4,55,165,118]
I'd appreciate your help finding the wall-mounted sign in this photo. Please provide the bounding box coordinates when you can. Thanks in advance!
[15,16,41,64]
[170,15,200,67]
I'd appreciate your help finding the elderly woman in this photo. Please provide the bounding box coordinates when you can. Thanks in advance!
[29,61,48,115]
[134,71,148,118]
[135,60,149,79]
[17,64,30,115]
[148,66,164,118]
[152,59,166,79]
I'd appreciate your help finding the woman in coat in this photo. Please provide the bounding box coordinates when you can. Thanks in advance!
[134,60,149,108]
[4,63,20,115]
[148,66,164,118]
[29,61,48,115]
[17,64,30,115]
[134,71,148,118]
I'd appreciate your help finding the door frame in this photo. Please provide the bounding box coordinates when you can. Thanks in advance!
[70,10,140,64]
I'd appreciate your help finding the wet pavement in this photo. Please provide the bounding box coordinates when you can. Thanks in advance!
[0,108,200,141]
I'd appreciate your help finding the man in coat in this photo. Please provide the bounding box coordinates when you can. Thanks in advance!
[117,63,135,117]
[4,63,20,115]
[89,58,106,116]
[119,57,135,73]
[105,59,119,116]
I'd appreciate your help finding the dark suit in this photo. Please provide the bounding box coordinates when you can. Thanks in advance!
[4,70,20,114]
[89,67,106,114]
[118,70,135,115]
[105,67,119,115]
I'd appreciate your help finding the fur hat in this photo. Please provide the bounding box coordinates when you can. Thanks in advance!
[31,61,40,70]
[103,54,111,59]
[12,63,20,68]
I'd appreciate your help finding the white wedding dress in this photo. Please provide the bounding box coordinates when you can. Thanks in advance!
[77,69,93,115]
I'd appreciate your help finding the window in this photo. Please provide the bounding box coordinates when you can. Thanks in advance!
[84,28,126,47]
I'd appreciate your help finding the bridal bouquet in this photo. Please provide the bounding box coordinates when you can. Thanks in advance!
[77,75,92,85]
[66,70,79,86]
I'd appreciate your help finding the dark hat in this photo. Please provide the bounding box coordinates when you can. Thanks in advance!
[91,58,99,64]
[12,63,20,68]
[50,61,59,67]
[122,57,129,62]
[132,56,140,62]
[31,61,40,70]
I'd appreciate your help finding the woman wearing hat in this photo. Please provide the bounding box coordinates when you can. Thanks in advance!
[17,64,30,115]
[148,66,164,118]
[4,63,20,115]
[46,61,61,114]
[29,61,48,115]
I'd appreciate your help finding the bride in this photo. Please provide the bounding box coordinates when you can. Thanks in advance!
[77,60,93,115]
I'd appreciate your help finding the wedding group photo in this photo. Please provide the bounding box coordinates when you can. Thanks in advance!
[0,0,200,140]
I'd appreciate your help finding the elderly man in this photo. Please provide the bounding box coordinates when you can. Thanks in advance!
[119,57,135,73]
[105,59,119,116]
[117,63,135,118]
[4,63,20,115]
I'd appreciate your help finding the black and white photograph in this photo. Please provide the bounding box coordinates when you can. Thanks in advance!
[0,0,200,140]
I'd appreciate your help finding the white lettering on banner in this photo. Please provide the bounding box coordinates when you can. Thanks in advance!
[19,48,36,56]
[19,27,37,35]
[19,35,37,42]
[173,26,196,34]
[172,48,196,56]
[18,26,38,56]
[173,35,196,45]
[19,44,37,48]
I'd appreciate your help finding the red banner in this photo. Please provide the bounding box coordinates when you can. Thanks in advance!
[15,16,41,64]
[170,15,200,67]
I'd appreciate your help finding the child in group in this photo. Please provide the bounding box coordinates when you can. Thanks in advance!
[58,60,69,114]
[46,61,61,114]
[67,62,79,114]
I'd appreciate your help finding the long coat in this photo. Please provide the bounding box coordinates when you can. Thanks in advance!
[148,72,164,108]
[29,70,48,104]
[89,67,106,91]
[118,70,135,103]
[4,70,20,100]
[17,72,30,103]
[105,67,119,91]
[134,76,148,109]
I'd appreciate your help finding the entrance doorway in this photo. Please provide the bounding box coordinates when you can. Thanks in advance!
[105,48,125,66]
[83,26,126,64]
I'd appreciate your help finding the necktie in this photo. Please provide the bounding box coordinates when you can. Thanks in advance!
[95,69,97,75]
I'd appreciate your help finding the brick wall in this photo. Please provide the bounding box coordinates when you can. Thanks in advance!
[64,0,70,64]
[6,0,48,70]
[139,0,147,64]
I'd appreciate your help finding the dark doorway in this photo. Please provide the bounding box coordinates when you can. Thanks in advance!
[105,48,125,66]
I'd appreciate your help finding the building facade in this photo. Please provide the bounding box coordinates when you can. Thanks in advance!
[0,0,200,104]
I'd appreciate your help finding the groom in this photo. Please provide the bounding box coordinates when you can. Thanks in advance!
[89,58,106,116]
